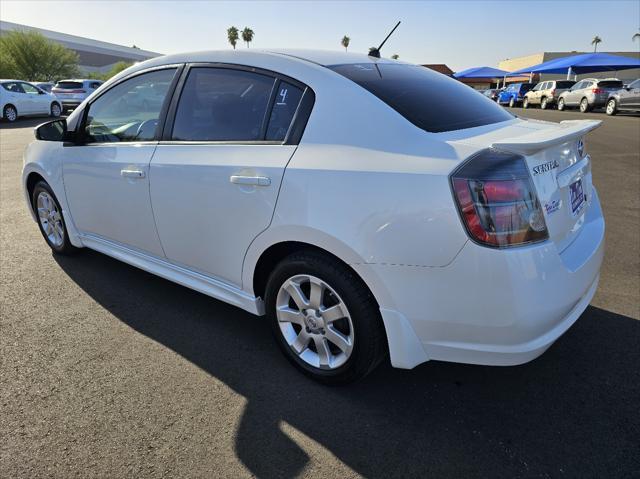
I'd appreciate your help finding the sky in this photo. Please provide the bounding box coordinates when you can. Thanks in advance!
[1,0,639,71]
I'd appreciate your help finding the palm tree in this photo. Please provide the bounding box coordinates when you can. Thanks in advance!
[633,32,640,42]
[241,27,254,48]
[391,54,399,60]
[341,35,350,52]
[227,26,239,50]
[591,35,602,52]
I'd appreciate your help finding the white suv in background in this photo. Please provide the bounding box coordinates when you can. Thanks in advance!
[52,79,104,112]
[1,79,62,122]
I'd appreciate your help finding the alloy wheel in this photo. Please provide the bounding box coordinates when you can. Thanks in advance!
[606,100,616,115]
[4,106,17,122]
[541,98,548,109]
[36,191,65,247]
[580,99,588,112]
[275,274,354,370]
[51,103,61,117]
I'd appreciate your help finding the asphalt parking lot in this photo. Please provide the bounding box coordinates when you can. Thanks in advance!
[1,109,639,478]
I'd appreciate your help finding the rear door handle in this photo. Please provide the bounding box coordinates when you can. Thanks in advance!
[230,175,271,186]
[121,168,145,179]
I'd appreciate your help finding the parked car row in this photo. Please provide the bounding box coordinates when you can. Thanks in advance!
[490,78,640,115]
[1,78,103,122]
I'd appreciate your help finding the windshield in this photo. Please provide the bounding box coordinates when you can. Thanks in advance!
[329,63,513,133]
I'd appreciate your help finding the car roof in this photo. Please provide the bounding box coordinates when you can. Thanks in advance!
[56,79,103,83]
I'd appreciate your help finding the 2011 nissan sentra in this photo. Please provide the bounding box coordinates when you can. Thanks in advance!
[22,50,605,384]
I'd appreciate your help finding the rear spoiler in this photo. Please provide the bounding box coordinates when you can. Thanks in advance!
[492,119,602,155]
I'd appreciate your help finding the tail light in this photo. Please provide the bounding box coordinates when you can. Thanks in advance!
[451,149,548,248]
[591,88,604,94]
[550,89,556,96]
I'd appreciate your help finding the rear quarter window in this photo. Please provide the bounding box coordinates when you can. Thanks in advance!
[329,63,513,133]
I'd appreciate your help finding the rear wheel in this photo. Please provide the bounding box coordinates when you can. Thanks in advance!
[508,97,516,108]
[31,181,78,255]
[3,104,17,122]
[265,250,386,385]
[522,97,529,109]
[557,97,566,111]
[579,98,591,113]
[606,98,617,116]
[540,97,548,110]
[50,102,61,118]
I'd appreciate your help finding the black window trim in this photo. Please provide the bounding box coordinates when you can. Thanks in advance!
[75,63,185,146]
[160,62,315,146]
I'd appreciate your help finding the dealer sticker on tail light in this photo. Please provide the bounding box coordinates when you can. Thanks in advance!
[569,178,586,216]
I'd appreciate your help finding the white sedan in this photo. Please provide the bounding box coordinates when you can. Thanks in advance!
[1,79,62,121]
[22,50,604,384]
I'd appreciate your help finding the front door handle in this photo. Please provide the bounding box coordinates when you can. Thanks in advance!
[121,168,145,179]
[230,175,271,186]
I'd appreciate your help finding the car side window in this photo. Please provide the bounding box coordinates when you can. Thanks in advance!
[266,81,304,141]
[628,79,639,89]
[172,67,275,142]
[83,68,177,144]
[21,83,40,95]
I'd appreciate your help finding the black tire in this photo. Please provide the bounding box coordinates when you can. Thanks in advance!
[31,181,78,255]
[540,97,548,110]
[509,97,516,108]
[265,250,387,385]
[3,104,17,122]
[50,102,62,118]
[557,98,566,111]
[522,97,529,109]
[606,98,617,116]
[579,98,591,113]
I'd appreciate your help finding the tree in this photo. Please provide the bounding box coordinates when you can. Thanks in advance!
[227,26,239,50]
[591,35,602,52]
[0,30,79,81]
[241,27,254,48]
[85,61,133,81]
[391,54,399,60]
[341,35,350,52]
[633,32,640,42]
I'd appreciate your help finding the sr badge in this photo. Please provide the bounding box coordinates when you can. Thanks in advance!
[532,159,559,175]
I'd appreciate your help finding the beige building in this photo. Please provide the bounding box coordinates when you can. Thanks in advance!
[498,51,640,84]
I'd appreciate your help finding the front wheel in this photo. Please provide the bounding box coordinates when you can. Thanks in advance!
[606,99,617,116]
[31,181,78,255]
[265,250,387,385]
[50,102,62,118]
[557,98,566,111]
[3,105,17,122]
[579,98,591,113]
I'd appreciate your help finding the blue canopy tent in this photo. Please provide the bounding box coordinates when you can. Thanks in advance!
[453,66,518,88]
[509,53,640,80]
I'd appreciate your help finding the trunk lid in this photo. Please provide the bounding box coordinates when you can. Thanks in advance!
[447,119,602,251]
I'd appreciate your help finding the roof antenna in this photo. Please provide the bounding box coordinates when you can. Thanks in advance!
[368,21,401,58]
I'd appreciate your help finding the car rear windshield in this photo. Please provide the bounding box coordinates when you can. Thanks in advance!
[55,81,83,89]
[597,80,623,88]
[555,81,575,88]
[328,63,513,133]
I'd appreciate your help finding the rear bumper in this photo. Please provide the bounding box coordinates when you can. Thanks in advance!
[59,99,83,108]
[355,189,605,369]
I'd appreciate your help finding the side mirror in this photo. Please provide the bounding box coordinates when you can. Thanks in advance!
[35,119,70,142]
[38,89,46,95]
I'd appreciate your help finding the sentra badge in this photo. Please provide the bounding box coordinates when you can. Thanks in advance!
[532,160,559,176]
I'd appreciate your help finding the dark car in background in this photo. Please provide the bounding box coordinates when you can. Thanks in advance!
[605,79,640,115]
[482,88,501,101]
[558,78,623,112]
[497,82,535,108]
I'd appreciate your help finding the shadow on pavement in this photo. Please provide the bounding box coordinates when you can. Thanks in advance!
[0,117,54,130]
[55,249,640,478]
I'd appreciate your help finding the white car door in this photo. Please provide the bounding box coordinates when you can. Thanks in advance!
[149,66,310,287]
[63,67,180,256]
[21,82,49,114]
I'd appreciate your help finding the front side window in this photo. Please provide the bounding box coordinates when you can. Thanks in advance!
[172,67,275,141]
[21,83,40,94]
[329,63,513,133]
[84,68,177,143]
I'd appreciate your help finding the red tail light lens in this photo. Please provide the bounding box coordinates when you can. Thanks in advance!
[591,88,604,94]
[451,149,548,248]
